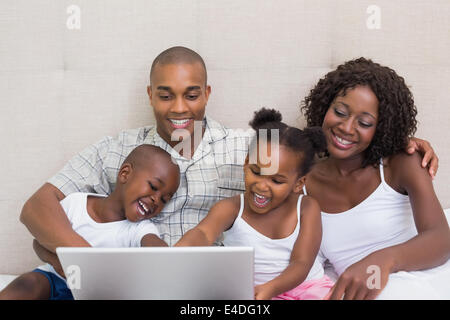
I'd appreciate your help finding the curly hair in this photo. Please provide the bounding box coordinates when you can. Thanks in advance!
[300,57,418,167]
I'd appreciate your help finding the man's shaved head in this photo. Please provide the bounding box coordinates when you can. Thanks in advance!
[150,46,207,86]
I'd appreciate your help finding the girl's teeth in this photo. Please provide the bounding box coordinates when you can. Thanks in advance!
[254,193,270,206]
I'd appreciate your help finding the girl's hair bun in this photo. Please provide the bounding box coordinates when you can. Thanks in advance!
[302,126,327,154]
[249,108,283,130]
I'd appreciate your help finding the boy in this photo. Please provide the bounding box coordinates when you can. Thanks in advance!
[0,145,180,300]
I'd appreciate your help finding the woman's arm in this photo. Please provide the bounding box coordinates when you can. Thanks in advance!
[21,183,90,252]
[175,197,239,247]
[254,196,322,300]
[328,152,450,300]
[384,152,450,271]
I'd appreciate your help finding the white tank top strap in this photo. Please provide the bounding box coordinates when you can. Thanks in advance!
[237,193,245,218]
[302,184,308,195]
[296,194,304,222]
[379,158,386,183]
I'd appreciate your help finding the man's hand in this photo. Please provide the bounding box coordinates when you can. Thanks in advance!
[406,137,438,179]
[33,239,65,278]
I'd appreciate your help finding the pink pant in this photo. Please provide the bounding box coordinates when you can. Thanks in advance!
[273,275,335,300]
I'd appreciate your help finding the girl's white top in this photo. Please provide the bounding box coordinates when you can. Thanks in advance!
[223,193,324,285]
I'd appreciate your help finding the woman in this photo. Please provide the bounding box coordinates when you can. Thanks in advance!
[301,57,450,299]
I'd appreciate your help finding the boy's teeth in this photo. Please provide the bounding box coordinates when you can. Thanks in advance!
[138,200,149,214]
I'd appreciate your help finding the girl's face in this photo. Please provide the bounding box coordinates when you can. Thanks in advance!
[244,143,304,215]
[322,85,379,161]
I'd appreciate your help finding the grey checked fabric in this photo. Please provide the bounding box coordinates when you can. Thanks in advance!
[48,116,252,245]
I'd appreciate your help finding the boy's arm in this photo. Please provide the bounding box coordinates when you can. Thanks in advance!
[20,136,115,252]
[255,196,322,300]
[21,183,90,252]
[175,197,240,247]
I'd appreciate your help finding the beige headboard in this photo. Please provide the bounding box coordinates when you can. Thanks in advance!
[1,0,449,274]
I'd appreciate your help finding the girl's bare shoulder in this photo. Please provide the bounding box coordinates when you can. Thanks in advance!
[299,194,321,216]
[211,194,242,213]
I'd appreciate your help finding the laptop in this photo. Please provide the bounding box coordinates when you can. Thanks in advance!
[56,246,254,300]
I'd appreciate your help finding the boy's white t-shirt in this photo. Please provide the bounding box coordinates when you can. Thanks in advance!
[38,192,160,277]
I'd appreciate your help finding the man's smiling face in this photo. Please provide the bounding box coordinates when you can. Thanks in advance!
[147,62,211,148]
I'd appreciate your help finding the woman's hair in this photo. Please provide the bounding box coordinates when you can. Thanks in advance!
[300,57,417,167]
[249,108,327,176]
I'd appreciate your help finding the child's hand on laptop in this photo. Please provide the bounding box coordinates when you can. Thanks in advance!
[254,283,276,300]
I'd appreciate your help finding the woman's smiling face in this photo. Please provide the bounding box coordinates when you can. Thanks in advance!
[322,85,379,161]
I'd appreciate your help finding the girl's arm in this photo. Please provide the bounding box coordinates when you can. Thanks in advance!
[254,196,322,300]
[175,196,240,247]
[329,152,450,300]
[141,234,168,247]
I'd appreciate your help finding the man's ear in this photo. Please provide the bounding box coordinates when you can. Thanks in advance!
[293,175,306,194]
[244,154,249,166]
[205,85,211,102]
[118,163,133,184]
[147,85,153,106]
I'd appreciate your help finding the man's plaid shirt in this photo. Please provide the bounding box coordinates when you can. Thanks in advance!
[48,116,251,245]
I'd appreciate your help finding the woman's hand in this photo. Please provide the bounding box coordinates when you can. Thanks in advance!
[254,283,276,300]
[406,137,438,179]
[326,250,394,300]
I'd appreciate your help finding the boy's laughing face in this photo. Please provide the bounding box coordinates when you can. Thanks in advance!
[147,62,211,148]
[119,159,180,223]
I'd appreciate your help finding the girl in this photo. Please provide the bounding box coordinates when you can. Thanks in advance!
[301,57,450,299]
[176,108,334,300]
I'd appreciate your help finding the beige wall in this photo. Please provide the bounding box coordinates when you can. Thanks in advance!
[0,0,449,274]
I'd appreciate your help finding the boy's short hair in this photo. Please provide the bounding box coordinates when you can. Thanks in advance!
[150,46,207,86]
[122,144,178,172]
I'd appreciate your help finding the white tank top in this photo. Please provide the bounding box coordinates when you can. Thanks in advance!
[304,160,418,276]
[223,194,324,285]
